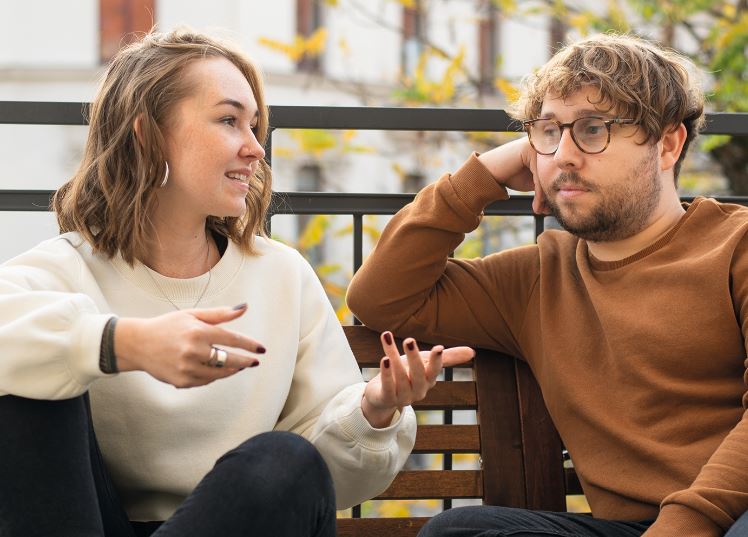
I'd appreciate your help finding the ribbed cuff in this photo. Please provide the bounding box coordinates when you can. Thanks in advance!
[447,152,511,215]
[335,383,415,451]
[643,504,724,537]
[98,316,119,374]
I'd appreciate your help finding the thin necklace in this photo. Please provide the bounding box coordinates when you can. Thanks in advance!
[145,235,212,310]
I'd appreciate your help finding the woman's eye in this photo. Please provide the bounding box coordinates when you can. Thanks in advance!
[221,116,237,127]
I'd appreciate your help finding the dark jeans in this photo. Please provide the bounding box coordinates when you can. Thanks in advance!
[418,504,748,536]
[0,394,336,537]
[417,506,653,537]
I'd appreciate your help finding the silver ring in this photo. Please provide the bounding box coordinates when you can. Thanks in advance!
[206,346,218,366]
[214,348,228,368]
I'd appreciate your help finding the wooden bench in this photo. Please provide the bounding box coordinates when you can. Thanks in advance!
[337,325,584,537]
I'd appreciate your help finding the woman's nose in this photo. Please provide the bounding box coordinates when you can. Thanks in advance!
[241,130,265,160]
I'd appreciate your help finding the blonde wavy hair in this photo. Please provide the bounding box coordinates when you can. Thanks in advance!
[53,28,272,264]
[511,33,705,181]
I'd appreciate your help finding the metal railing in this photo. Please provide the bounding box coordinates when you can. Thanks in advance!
[2,101,748,517]
[3,101,748,271]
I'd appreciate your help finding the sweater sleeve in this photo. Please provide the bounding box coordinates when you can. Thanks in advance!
[643,414,748,537]
[0,238,112,399]
[347,153,539,357]
[274,251,417,509]
[644,234,748,537]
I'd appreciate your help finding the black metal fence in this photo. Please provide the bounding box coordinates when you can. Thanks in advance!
[2,101,748,518]
[2,101,748,272]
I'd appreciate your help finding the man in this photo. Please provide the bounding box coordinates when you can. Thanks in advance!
[347,34,748,537]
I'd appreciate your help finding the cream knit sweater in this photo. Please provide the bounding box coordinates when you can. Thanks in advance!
[0,233,416,520]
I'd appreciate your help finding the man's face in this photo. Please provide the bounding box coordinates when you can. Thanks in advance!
[535,86,663,242]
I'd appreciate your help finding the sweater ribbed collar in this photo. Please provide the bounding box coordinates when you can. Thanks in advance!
[585,197,703,271]
[111,238,244,306]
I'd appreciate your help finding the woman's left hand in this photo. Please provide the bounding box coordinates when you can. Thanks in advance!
[361,331,475,428]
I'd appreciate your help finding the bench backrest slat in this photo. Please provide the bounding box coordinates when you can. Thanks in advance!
[412,424,480,453]
[339,325,573,537]
[336,517,430,537]
[377,470,482,499]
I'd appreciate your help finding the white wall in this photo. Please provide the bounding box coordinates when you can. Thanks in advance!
[0,0,556,263]
[0,0,99,68]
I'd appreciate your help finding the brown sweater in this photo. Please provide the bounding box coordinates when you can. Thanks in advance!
[347,154,748,537]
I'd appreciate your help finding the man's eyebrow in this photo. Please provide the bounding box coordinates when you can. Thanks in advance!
[538,109,616,120]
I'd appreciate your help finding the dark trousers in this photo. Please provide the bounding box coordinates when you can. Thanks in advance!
[417,506,653,537]
[418,503,748,536]
[0,394,336,537]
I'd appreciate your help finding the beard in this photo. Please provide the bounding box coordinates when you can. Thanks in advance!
[543,145,661,242]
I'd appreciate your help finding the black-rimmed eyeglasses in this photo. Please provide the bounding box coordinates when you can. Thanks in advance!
[522,116,637,155]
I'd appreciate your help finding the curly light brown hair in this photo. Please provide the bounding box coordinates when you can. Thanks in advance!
[511,33,705,181]
[53,28,272,264]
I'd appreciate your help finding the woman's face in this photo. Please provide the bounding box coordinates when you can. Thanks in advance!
[161,56,265,221]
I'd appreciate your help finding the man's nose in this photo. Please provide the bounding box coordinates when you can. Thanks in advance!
[553,128,583,169]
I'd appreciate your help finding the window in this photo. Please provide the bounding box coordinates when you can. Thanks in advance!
[401,0,425,76]
[549,16,567,56]
[296,0,323,73]
[99,0,155,63]
[477,3,500,95]
[296,163,324,265]
[402,171,426,193]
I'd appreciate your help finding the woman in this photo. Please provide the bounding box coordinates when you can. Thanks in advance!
[0,29,473,537]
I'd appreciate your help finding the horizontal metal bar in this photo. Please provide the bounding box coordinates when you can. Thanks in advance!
[0,190,54,211]
[271,192,536,216]
[1,101,746,135]
[703,113,748,136]
[5,189,748,215]
[0,189,535,215]
[0,101,89,126]
[268,106,522,131]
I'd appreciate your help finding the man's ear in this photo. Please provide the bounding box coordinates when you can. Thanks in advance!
[659,123,687,172]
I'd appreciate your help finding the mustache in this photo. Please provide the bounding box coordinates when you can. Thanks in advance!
[551,172,595,191]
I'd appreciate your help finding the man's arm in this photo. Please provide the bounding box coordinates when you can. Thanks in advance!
[643,407,748,537]
[644,236,748,537]
[347,138,542,353]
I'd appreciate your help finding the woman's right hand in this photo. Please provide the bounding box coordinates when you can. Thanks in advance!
[113,304,265,388]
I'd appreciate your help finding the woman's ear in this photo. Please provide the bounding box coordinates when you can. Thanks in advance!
[659,122,687,172]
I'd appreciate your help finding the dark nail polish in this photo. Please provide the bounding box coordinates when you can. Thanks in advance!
[250,361,260,368]
[233,303,248,310]
[256,345,266,354]
[406,341,415,351]
[383,358,390,369]
[384,332,393,345]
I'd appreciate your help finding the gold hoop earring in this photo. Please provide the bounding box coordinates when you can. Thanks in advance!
[160,162,169,188]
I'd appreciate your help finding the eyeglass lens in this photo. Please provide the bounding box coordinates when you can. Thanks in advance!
[530,118,609,154]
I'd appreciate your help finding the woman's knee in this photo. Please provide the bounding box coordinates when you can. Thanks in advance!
[217,431,334,502]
